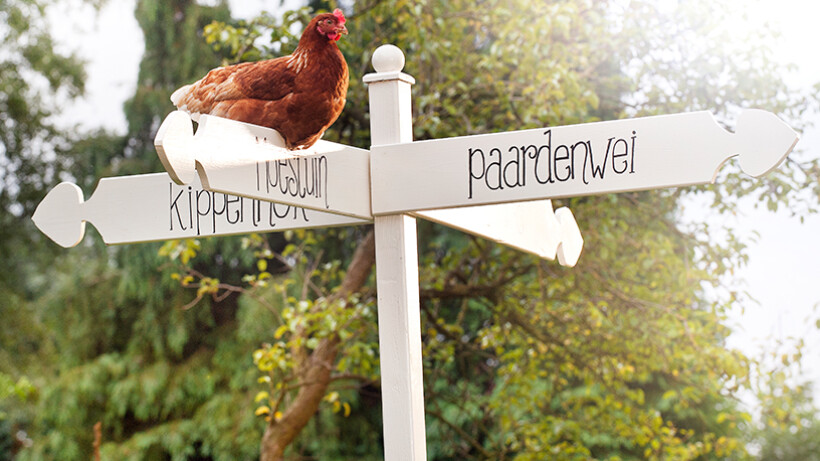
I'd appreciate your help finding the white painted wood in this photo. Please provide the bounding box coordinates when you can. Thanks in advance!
[554,206,583,267]
[31,173,368,248]
[374,214,426,461]
[154,111,372,220]
[363,45,415,145]
[370,109,800,214]
[366,44,428,461]
[363,44,585,265]
[31,182,86,248]
[414,200,584,267]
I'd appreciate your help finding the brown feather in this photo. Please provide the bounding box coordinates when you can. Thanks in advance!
[171,12,349,150]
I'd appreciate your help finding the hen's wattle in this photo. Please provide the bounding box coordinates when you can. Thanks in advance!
[170,10,349,150]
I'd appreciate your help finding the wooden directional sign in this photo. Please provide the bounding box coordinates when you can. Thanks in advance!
[153,110,585,266]
[27,42,804,461]
[155,111,372,220]
[31,171,584,265]
[414,200,582,266]
[370,109,799,215]
[31,173,368,248]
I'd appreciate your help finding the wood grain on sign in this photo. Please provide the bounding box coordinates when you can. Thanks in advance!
[31,173,369,248]
[370,110,799,215]
[155,111,372,220]
[414,200,583,267]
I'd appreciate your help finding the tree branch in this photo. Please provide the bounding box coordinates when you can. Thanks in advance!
[259,228,376,461]
[426,407,493,459]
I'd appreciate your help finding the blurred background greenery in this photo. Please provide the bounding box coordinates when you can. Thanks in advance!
[1,0,819,459]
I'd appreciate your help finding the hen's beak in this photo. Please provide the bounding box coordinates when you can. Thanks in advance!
[337,24,348,35]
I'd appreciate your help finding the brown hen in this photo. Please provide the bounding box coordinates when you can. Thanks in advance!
[170,9,349,150]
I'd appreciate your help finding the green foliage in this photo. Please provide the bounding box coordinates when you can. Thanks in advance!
[416,193,755,459]
[194,0,820,459]
[14,242,270,460]
[120,0,232,174]
[0,0,91,293]
[0,2,107,457]
[4,0,820,460]
[0,373,36,423]
[5,1,273,460]
[161,228,382,459]
[753,333,820,461]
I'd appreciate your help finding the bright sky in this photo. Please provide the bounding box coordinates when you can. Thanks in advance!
[48,0,820,406]
[702,0,820,399]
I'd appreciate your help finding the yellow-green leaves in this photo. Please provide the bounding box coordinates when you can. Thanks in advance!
[0,373,36,403]
[323,391,352,418]
[253,343,291,374]
[158,239,201,265]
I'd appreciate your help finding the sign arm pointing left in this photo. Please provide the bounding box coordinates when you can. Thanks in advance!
[31,173,369,248]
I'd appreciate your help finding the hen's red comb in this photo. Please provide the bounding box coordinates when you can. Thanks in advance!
[333,8,346,24]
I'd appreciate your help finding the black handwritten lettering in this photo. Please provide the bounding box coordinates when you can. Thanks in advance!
[252,198,262,227]
[258,156,330,208]
[465,128,638,199]
[226,195,241,225]
[485,148,503,191]
[610,138,629,174]
[167,181,315,236]
[504,146,523,188]
[531,134,553,184]
[212,193,227,233]
[285,160,298,196]
[583,139,608,185]
[553,144,572,182]
[187,187,193,230]
[170,184,186,231]
[272,202,291,220]
[468,148,486,199]
[195,190,211,236]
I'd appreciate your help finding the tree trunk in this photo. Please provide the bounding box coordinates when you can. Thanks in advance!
[260,229,376,461]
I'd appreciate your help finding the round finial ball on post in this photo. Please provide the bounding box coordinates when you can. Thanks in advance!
[372,44,405,73]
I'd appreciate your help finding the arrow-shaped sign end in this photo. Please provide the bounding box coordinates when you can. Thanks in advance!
[735,109,799,178]
[32,182,86,248]
[555,207,583,267]
[155,110,197,185]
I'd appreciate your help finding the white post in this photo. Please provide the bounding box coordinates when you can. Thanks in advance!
[363,45,427,461]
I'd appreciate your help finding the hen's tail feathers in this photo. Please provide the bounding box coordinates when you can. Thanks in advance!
[170,84,193,109]
[170,84,201,122]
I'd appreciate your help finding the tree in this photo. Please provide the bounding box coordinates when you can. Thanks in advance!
[8,0,820,460]
[0,1,98,457]
[0,0,88,293]
[754,334,820,461]
[12,1,279,460]
[180,0,819,460]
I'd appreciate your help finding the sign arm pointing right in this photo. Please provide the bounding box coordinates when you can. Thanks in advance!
[369,109,799,215]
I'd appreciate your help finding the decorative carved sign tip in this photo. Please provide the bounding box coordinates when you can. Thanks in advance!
[31,173,369,248]
[734,109,800,178]
[31,182,86,248]
[155,110,197,184]
[413,199,584,267]
[554,206,583,267]
[153,111,373,220]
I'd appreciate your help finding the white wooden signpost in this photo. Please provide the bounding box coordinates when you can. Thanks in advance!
[155,110,374,220]
[370,109,798,214]
[31,44,798,461]
[32,173,367,248]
